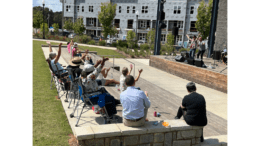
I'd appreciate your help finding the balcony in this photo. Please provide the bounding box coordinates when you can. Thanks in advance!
[114,23,120,28]
[190,28,197,32]
[127,24,133,29]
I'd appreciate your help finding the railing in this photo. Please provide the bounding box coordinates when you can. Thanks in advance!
[190,28,197,32]
[127,24,133,29]
[114,23,120,28]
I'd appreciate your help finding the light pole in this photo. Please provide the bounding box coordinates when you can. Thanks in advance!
[42,0,45,39]
[135,10,139,44]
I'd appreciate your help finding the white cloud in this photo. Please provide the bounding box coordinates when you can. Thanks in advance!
[33,0,62,12]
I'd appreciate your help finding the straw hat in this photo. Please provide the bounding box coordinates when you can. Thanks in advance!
[69,57,84,66]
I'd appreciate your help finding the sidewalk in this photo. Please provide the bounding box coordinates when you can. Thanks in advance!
[33,38,117,50]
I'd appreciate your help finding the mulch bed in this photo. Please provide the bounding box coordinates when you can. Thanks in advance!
[115,50,150,59]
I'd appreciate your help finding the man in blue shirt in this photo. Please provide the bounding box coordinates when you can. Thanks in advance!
[120,75,151,127]
[48,42,66,75]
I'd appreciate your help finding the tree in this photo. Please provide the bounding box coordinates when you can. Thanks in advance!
[33,11,43,34]
[73,19,86,35]
[126,30,136,49]
[195,0,213,40]
[98,2,117,39]
[165,34,175,55]
[64,19,73,32]
[53,23,59,35]
[40,23,49,36]
[146,28,155,53]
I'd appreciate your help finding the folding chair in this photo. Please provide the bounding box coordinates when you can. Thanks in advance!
[70,78,118,127]
[67,68,80,108]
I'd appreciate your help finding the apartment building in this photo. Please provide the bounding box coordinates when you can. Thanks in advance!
[62,0,208,45]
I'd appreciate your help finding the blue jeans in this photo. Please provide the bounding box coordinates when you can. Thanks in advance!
[189,49,196,59]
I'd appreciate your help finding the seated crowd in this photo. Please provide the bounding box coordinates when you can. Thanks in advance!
[48,41,207,141]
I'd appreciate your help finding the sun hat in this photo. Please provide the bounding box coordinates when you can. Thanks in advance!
[73,42,78,48]
[83,64,95,73]
[69,57,84,66]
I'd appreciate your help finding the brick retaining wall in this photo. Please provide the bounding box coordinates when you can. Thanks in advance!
[149,56,227,93]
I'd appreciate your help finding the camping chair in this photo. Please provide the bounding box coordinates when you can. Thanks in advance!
[67,68,80,108]
[70,78,118,127]
[46,59,69,99]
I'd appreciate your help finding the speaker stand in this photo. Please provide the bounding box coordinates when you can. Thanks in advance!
[220,67,227,73]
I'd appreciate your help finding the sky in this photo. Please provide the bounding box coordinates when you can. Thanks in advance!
[33,0,62,12]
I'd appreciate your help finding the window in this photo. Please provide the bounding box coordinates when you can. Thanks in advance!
[142,6,148,13]
[77,6,79,12]
[132,6,135,13]
[127,6,130,13]
[119,6,121,13]
[173,21,183,28]
[140,20,147,28]
[82,6,84,12]
[161,34,166,42]
[139,33,147,40]
[89,6,93,12]
[173,6,181,14]
[66,5,71,12]
[190,21,197,32]
[190,6,194,14]
[127,20,133,29]
[176,35,182,42]
[89,18,94,25]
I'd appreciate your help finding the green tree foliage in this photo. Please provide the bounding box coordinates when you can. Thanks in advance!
[40,23,49,35]
[52,23,59,35]
[195,0,213,40]
[98,2,117,39]
[165,34,175,55]
[73,19,86,35]
[64,19,73,32]
[146,28,155,51]
[33,11,43,33]
[126,30,136,49]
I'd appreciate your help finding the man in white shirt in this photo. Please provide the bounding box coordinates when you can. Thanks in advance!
[120,75,151,127]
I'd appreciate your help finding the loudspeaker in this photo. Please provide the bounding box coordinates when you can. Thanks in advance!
[181,51,189,59]
[187,58,194,65]
[213,50,221,60]
[172,26,179,36]
[175,55,185,62]
[195,59,204,67]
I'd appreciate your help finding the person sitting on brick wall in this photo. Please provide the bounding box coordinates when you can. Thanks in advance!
[120,75,151,127]
[174,82,207,142]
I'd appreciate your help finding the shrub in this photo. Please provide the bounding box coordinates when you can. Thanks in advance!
[80,35,91,43]
[122,47,128,54]
[73,36,80,43]
[129,50,135,58]
[118,40,128,48]
[139,49,146,57]
[111,42,117,47]
[134,49,139,57]
[88,40,95,45]
[140,44,149,51]
[99,40,106,46]
[179,48,188,52]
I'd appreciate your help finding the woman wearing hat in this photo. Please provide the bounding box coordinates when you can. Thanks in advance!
[72,43,82,57]
[66,57,84,78]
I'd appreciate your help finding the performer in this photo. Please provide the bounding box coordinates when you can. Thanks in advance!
[197,37,205,60]
[186,34,200,59]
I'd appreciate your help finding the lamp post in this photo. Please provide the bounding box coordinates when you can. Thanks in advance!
[135,10,139,44]
[42,0,45,39]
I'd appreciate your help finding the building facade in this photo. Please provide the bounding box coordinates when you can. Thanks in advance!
[62,0,208,45]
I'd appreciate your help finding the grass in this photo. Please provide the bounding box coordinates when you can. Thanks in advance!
[33,40,72,146]
[46,42,126,58]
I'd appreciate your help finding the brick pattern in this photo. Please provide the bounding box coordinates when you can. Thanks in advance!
[149,56,227,93]
[214,0,227,51]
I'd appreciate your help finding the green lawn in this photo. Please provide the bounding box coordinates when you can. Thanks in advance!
[46,42,126,58]
[33,40,72,146]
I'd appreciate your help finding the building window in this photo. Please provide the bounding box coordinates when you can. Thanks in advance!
[119,6,121,13]
[140,20,147,28]
[132,6,135,13]
[89,6,93,12]
[89,18,94,25]
[82,6,84,12]
[139,33,147,40]
[176,35,182,42]
[174,6,181,14]
[190,6,194,14]
[173,21,183,28]
[127,6,130,13]
[142,6,148,13]
[161,34,166,42]
[190,21,197,32]
[77,6,79,12]
[66,5,71,12]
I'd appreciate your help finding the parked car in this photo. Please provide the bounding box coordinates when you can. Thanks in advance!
[106,38,117,44]
[93,36,100,41]
[68,33,77,38]
[137,40,147,47]
[58,31,70,37]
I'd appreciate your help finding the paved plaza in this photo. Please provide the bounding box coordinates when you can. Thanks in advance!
[41,44,227,138]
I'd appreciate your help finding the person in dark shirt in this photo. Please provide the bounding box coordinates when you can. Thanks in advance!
[174,82,207,142]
